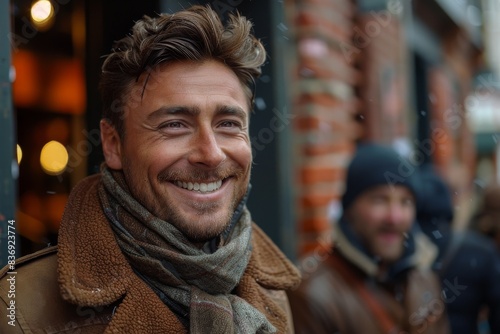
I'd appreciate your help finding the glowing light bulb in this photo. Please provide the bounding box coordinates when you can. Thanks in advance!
[31,0,54,24]
[17,144,22,164]
[40,141,68,175]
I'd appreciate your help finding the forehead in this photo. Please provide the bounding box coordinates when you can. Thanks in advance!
[133,60,250,111]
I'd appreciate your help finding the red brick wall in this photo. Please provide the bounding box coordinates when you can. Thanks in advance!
[286,1,481,254]
[286,0,359,255]
[355,10,408,143]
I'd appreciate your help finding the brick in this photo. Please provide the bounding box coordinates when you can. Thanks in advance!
[299,55,360,84]
[296,10,353,43]
[300,166,345,184]
[300,205,330,220]
[294,115,354,133]
[296,102,359,121]
[294,122,359,140]
[302,141,354,156]
[294,127,361,147]
[302,152,354,169]
[299,217,332,233]
[296,93,342,108]
[294,116,320,130]
[297,78,354,101]
[290,0,358,257]
[300,193,336,208]
[300,182,345,197]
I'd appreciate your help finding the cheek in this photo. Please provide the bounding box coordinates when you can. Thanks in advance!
[123,142,172,176]
[402,208,416,225]
[231,142,252,168]
[361,206,386,224]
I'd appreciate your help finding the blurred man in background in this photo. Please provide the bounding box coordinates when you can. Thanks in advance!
[288,143,449,334]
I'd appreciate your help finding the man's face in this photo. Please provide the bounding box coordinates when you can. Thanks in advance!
[345,185,415,264]
[101,60,252,242]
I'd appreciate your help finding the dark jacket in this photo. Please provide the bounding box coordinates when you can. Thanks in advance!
[420,222,500,334]
[288,220,450,334]
[416,166,500,333]
[0,174,301,333]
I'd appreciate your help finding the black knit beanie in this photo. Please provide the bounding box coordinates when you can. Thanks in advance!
[341,143,418,211]
[416,165,454,224]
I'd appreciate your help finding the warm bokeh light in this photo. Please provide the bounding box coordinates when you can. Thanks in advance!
[31,0,54,24]
[13,51,86,114]
[40,141,68,175]
[17,144,22,164]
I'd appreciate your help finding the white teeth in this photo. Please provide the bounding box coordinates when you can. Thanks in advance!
[175,180,223,193]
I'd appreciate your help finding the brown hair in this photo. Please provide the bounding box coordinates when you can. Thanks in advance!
[99,5,266,137]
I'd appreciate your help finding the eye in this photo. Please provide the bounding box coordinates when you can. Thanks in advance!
[402,197,414,207]
[219,120,241,128]
[159,121,185,129]
[370,195,385,203]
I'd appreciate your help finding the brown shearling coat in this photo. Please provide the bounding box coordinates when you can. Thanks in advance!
[0,174,300,333]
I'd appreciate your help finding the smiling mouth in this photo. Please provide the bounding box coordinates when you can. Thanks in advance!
[378,231,403,240]
[174,180,223,193]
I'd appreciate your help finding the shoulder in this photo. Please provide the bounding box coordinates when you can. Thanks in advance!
[287,252,351,334]
[0,247,113,333]
[405,267,452,332]
[0,246,60,309]
[0,247,59,332]
[0,246,58,282]
[406,265,444,303]
[459,231,497,253]
[247,224,301,290]
[290,251,346,306]
[448,231,500,273]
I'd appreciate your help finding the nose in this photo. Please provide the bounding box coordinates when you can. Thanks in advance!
[386,202,406,225]
[187,127,226,168]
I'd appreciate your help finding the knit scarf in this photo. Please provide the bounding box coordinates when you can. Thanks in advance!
[98,166,276,334]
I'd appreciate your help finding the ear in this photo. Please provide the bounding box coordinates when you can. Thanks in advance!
[100,119,123,169]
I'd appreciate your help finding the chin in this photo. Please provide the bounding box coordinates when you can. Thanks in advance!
[182,225,228,243]
[174,213,233,242]
[380,251,404,264]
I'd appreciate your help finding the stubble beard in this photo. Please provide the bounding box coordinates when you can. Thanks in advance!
[123,160,249,243]
[372,230,406,264]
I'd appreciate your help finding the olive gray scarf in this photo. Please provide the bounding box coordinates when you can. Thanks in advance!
[98,166,275,334]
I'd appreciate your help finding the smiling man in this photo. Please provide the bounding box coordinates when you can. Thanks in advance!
[101,60,252,242]
[0,6,300,334]
[288,143,450,334]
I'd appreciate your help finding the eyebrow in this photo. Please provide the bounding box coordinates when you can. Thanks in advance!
[217,105,248,122]
[147,106,200,121]
[147,105,248,122]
